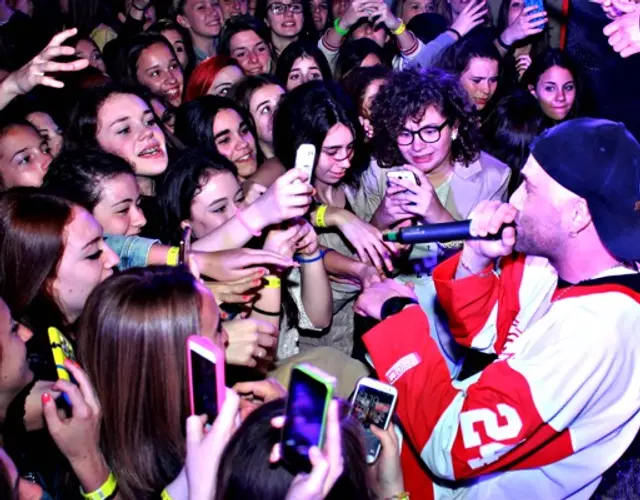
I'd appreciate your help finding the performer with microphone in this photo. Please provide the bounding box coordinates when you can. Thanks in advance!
[355,118,640,500]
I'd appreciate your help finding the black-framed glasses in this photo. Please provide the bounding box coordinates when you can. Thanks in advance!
[397,119,450,146]
[268,2,303,14]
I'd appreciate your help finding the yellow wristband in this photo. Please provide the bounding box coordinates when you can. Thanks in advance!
[315,205,328,228]
[385,493,410,500]
[161,489,173,500]
[264,276,281,288]
[392,21,406,36]
[166,246,180,266]
[80,471,118,500]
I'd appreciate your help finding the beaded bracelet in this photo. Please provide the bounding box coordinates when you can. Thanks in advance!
[334,17,349,36]
[166,246,180,266]
[385,492,410,500]
[80,471,118,500]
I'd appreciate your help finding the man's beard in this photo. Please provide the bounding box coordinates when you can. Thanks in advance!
[514,213,564,259]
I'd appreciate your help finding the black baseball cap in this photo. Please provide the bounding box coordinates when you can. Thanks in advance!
[531,118,640,261]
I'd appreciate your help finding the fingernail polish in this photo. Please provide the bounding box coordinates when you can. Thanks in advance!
[41,392,52,404]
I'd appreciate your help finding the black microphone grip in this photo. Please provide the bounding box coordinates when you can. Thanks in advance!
[383,220,509,244]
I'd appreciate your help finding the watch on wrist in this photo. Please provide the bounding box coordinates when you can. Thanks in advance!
[380,296,418,320]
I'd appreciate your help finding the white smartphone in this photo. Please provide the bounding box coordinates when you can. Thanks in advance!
[349,377,398,463]
[294,144,316,184]
[186,336,226,426]
[386,170,417,185]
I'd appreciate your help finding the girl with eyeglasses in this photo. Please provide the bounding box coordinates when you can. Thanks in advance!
[255,0,318,58]
[369,67,510,374]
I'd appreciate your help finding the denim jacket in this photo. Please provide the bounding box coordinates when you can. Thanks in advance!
[104,234,160,270]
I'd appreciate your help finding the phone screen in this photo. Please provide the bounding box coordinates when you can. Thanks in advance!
[190,349,218,424]
[352,385,395,459]
[282,369,329,468]
[179,227,192,265]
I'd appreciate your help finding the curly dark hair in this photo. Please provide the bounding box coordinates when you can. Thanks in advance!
[370,67,481,168]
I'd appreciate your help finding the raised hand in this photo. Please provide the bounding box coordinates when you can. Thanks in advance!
[224,318,278,367]
[451,0,489,37]
[501,5,548,46]
[206,272,264,305]
[185,389,241,500]
[603,1,640,57]
[387,165,453,224]
[458,200,517,276]
[3,28,89,98]
[334,210,396,273]
[248,169,314,228]
[354,279,418,320]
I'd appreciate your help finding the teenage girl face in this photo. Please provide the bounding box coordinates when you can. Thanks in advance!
[136,42,184,108]
[75,38,107,74]
[0,124,51,189]
[286,55,323,91]
[314,123,355,185]
[459,57,499,110]
[96,93,169,178]
[396,105,455,175]
[310,0,329,31]
[229,30,272,76]
[208,65,245,96]
[248,83,285,147]
[51,206,120,323]
[212,108,258,179]
[531,65,576,121]
[187,170,245,238]
[401,0,436,24]
[93,173,147,236]
[265,0,304,39]
[178,0,223,38]
[26,111,64,158]
[351,22,387,48]
[0,298,33,397]
[161,28,189,69]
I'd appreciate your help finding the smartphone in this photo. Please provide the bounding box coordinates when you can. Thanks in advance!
[524,0,546,21]
[179,226,192,265]
[294,144,316,184]
[48,327,76,412]
[282,363,336,471]
[387,170,417,185]
[186,336,226,425]
[349,377,398,463]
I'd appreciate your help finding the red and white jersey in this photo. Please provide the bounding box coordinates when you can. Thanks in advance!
[364,252,640,500]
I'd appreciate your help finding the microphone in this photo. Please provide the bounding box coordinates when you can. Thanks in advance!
[383,220,510,244]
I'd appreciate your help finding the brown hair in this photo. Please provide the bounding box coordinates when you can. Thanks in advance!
[77,266,203,499]
[0,188,73,331]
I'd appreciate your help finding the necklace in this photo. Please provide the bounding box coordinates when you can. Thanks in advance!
[552,262,629,302]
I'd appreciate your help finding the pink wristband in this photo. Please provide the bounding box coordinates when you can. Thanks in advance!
[236,210,261,237]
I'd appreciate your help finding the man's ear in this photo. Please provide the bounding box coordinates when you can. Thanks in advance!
[569,197,592,236]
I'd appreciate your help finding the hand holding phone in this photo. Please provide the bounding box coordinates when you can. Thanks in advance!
[187,336,226,425]
[294,144,316,184]
[386,170,417,186]
[349,377,398,463]
[281,363,336,471]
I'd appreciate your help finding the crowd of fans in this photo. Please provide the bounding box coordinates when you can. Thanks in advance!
[0,0,638,498]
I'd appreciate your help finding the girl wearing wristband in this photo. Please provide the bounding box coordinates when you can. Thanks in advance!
[273,81,396,355]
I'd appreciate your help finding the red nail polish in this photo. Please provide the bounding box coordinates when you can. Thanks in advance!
[41,392,52,404]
